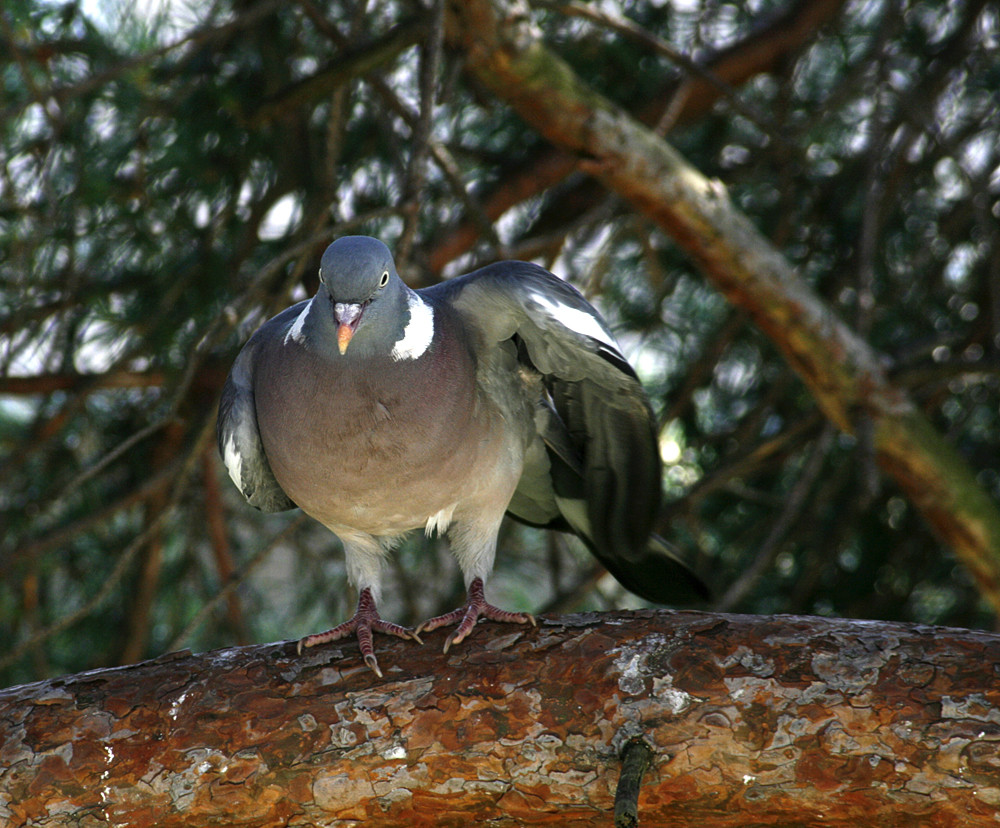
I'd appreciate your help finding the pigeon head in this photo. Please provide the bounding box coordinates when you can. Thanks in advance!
[318,236,408,355]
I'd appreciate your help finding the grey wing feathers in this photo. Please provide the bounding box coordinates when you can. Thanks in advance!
[551,378,661,557]
[216,304,301,513]
[429,261,662,562]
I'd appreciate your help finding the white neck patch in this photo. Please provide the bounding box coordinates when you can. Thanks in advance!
[391,292,435,361]
[283,297,313,346]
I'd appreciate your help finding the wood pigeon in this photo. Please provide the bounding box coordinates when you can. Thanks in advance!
[218,236,707,676]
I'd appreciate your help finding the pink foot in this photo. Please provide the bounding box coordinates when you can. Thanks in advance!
[297,587,421,677]
[416,577,536,653]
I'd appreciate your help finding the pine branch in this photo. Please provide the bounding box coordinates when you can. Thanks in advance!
[426,0,848,273]
[1,610,995,825]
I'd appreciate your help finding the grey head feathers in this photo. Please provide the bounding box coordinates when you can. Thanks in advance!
[315,235,415,357]
[319,236,398,303]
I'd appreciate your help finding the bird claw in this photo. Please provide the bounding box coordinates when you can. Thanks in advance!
[415,607,465,638]
[418,577,535,653]
[363,653,383,679]
[296,587,419,676]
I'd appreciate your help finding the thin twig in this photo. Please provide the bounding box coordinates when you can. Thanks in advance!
[168,513,310,651]
[715,424,837,612]
[3,410,216,673]
[0,0,290,124]
[535,0,788,147]
[304,2,506,266]
[396,0,445,269]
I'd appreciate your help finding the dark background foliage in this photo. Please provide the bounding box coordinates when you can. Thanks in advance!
[2,0,998,688]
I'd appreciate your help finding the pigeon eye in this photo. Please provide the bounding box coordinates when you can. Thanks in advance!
[379,270,389,287]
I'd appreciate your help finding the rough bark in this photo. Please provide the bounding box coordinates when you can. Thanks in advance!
[2,610,999,826]
[446,0,1000,613]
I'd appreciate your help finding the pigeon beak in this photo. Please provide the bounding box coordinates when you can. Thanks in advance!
[334,302,364,354]
[337,323,354,354]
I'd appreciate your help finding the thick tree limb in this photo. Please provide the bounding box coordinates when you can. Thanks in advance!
[1,610,999,826]
[446,0,1000,613]
[428,0,847,272]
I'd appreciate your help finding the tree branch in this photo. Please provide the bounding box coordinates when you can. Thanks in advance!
[1,610,997,825]
[427,0,847,272]
[251,18,428,126]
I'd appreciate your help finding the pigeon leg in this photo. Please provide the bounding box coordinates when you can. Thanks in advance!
[297,587,421,678]
[417,577,536,653]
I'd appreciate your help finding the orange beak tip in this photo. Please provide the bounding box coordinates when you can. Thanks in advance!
[337,324,354,354]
